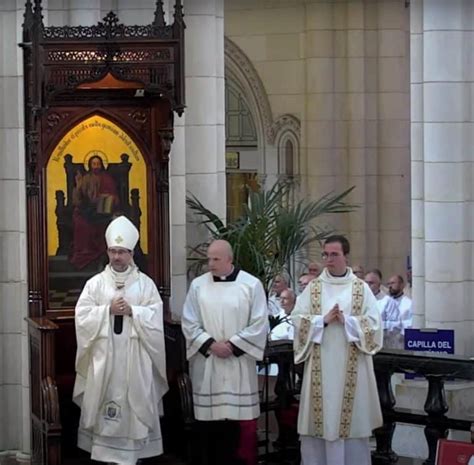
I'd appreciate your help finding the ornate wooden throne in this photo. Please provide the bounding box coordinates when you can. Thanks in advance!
[22,1,186,464]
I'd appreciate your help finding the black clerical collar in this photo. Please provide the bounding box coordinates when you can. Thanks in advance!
[391,291,404,299]
[328,269,349,278]
[212,267,240,282]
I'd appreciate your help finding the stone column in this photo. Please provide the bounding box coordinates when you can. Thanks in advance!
[304,1,410,275]
[169,113,187,318]
[43,0,102,26]
[109,0,221,318]
[184,0,226,260]
[116,0,154,24]
[114,0,187,321]
[372,0,411,277]
[0,0,30,456]
[411,0,474,355]
[68,0,101,25]
[410,0,425,330]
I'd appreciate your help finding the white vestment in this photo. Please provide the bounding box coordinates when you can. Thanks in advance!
[268,294,283,316]
[379,293,412,349]
[396,294,413,332]
[265,312,294,376]
[73,265,168,465]
[269,313,294,341]
[292,268,383,465]
[374,289,387,301]
[182,270,269,421]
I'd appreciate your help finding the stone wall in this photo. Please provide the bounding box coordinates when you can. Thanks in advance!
[225,0,411,278]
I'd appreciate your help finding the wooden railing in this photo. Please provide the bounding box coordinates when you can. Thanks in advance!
[259,343,474,465]
[372,349,474,465]
[26,321,474,465]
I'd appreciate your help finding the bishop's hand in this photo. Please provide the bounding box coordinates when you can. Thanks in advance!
[110,297,132,316]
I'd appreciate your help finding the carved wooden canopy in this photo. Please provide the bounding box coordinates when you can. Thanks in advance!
[22,0,185,193]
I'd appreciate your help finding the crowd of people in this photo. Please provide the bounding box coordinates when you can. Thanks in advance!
[269,261,413,351]
[72,221,408,465]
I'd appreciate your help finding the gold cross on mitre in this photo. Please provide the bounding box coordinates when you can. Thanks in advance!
[115,235,124,244]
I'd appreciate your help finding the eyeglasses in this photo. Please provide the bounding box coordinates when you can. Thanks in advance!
[321,252,343,260]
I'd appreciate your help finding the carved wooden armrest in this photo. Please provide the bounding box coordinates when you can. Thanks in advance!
[177,372,195,425]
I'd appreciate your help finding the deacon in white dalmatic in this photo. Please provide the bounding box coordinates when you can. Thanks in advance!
[292,235,383,465]
[73,216,168,465]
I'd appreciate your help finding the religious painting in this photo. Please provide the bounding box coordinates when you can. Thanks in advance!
[46,115,148,308]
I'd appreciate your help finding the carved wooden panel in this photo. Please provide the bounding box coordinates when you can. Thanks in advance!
[41,106,153,159]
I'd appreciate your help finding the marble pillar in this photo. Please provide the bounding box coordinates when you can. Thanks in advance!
[0,0,30,456]
[184,0,226,275]
[411,0,474,355]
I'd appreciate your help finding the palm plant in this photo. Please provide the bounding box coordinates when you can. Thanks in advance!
[186,180,357,293]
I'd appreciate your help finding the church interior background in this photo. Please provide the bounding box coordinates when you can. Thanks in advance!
[0,0,473,463]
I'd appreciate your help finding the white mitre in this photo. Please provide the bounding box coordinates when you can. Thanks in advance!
[105,216,139,250]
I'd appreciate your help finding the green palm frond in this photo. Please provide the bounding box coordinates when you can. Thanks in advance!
[186,180,357,291]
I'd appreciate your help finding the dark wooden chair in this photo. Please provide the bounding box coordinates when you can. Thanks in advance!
[176,373,200,465]
[259,340,301,464]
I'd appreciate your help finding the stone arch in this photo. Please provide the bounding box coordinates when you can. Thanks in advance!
[225,78,258,148]
[274,114,301,175]
[224,36,274,146]
[224,37,301,179]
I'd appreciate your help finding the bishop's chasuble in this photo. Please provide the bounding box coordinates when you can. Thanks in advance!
[182,270,268,421]
[73,266,168,465]
[292,268,383,464]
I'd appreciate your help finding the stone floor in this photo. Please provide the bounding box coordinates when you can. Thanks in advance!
[63,437,424,465]
[64,452,424,465]
[63,450,186,465]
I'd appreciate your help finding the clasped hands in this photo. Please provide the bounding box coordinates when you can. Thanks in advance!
[323,303,345,326]
[209,341,234,358]
[110,297,132,316]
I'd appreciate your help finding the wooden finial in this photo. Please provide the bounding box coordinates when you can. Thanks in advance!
[23,0,34,38]
[153,1,166,28]
[173,0,184,26]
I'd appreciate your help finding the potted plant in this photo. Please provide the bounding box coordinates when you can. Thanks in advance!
[186,179,357,294]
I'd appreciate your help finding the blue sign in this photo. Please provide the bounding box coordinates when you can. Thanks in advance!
[404,328,454,354]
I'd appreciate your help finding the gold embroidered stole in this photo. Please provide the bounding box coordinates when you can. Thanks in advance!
[339,279,364,438]
[300,277,365,438]
[309,279,324,436]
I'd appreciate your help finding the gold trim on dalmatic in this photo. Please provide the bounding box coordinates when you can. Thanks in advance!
[339,279,364,438]
[360,315,378,353]
[308,279,324,436]
[297,317,312,355]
